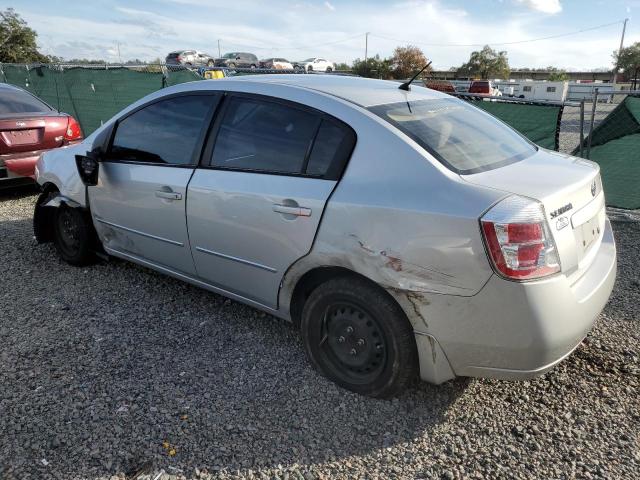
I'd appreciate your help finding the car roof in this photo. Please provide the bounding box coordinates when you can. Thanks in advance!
[222,74,449,108]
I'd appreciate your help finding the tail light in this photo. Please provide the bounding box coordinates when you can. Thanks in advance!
[64,116,83,141]
[481,195,560,281]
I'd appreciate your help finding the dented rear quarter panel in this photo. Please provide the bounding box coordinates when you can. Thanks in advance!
[279,106,507,334]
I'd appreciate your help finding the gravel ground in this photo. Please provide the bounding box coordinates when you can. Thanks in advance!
[0,190,638,480]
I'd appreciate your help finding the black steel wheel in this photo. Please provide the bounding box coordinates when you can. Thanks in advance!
[301,276,418,397]
[53,206,96,266]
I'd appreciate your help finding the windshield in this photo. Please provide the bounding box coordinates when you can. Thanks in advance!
[303,58,315,62]
[368,98,536,174]
[223,53,236,58]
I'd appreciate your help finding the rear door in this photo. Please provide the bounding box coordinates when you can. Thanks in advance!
[187,93,356,308]
[90,93,220,275]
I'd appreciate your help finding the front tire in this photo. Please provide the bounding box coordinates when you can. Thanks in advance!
[301,276,418,397]
[53,206,96,266]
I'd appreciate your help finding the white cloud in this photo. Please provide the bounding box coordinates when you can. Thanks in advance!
[21,0,629,70]
[324,1,336,11]
[516,0,562,14]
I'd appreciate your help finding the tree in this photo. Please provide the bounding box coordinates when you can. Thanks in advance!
[333,62,350,71]
[352,54,393,79]
[459,45,510,79]
[0,8,48,63]
[546,67,568,81]
[391,45,429,79]
[613,42,640,87]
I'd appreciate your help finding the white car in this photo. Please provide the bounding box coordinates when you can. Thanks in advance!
[295,58,334,72]
[33,75,616,397]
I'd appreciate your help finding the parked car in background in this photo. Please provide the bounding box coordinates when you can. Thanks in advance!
[214,52,258,69]
[166,50,215,67]
[259,58,294,70]
[424,79,456,94]
[0,84,82,188]
[293,58,335,72]
[34,76,615,398]
[468,80,502,96]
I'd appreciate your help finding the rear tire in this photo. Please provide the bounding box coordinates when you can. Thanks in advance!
[326,67,333,73]
[53,206,96,266]
[301,276,418,397]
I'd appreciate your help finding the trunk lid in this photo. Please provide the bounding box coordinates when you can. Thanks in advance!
[0,113,67,155]
[463,149,605,277]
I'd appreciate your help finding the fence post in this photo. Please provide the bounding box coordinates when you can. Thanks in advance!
[586,88,598,160]
[579,99,585,158]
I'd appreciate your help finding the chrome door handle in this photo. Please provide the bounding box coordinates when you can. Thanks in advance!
[155,190,182,201]
[272,204,312,217]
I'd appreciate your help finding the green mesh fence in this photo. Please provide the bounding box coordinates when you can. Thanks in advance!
[0,64,202,135]
[573,95,640,209]
[467,99,563,150]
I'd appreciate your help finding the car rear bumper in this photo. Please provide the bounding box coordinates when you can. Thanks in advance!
[1,151,45,179]
[414,218,616,381]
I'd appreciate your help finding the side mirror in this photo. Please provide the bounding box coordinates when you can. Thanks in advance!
[75,151,100,186]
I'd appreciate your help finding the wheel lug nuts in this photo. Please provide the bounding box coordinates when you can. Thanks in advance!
[337,336,345,343]
[346,326,354,333]
[349,348,357,356]
[357,338,365,346]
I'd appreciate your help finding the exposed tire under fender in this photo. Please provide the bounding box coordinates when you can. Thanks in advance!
[301,276,418,398]
[52,205,98,266]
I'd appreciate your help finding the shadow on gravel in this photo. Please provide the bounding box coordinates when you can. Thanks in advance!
[0,214,469,479]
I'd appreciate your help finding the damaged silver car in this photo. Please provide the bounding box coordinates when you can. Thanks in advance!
[34,75,616,397]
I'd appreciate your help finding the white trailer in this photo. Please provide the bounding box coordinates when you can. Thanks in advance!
[516,81,568,102]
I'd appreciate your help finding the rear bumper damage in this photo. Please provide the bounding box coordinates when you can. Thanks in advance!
[394,219,616,384]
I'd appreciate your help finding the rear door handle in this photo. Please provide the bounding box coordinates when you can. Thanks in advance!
[272,204,312,217]
[155,190,182,201]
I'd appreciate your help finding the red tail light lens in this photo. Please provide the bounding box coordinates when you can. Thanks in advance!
[64,116,83,141]
[481,195,560,280]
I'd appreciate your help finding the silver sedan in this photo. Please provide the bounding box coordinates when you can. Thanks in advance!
[34,75,616,397]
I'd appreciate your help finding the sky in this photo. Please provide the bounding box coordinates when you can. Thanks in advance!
[10,0,640,70]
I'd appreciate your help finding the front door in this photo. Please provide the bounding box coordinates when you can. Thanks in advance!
[187,94,356,308]
[90,93,220,275]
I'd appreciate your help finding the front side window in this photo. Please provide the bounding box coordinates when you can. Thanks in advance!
[523,86,532,92]
[368,98,536,174]
[211,97,320,174]
[546,86,556,93]
[109,95,218,165]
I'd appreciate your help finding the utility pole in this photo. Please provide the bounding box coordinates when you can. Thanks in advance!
[613,18,628,86]
[364,32,369,64]
[218,39,221,58]
[116,42,122,64]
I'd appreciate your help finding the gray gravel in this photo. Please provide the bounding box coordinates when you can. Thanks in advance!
[1,190,639,480]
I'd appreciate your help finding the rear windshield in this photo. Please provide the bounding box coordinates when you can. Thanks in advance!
[368,98,536,174]
[0,88,52,115]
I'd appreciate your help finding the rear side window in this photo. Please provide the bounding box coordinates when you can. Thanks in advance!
[0,88,52,115]
[210,96,356,178]
[368,98,536,174]
[109,95,219,166]
[211,97,320,174]
[306,120,353,177]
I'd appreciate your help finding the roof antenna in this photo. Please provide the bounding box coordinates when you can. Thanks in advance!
[398,61,432,91]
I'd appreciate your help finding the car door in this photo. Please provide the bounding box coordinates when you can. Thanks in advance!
[187,93,356,308]
[89,93,221,275]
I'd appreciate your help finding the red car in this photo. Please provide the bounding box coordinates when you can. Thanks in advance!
[0,83,82,187]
